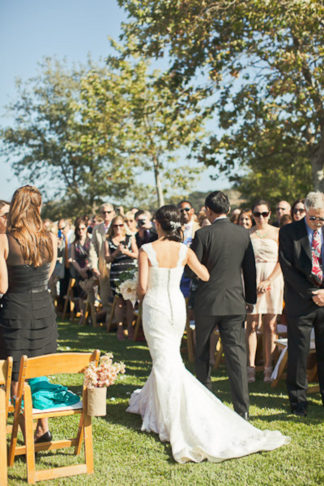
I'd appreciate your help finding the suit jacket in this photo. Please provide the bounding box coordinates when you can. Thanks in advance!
[189,218,257,316]
[88,223,109,277]
[279,218,323,316]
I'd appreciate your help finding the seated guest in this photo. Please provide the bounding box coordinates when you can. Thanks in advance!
[124,211,137,236]
[230,208,241,224]
[70,217,92,313]
[238,209,254,230]
[105,216,138,340]
[135,210,157,248]
[178,200,200,298]
[197,207,211,227]
[273,200,291,227]
[280,214,293,227]
[291,199,306,222]
[0,200,10,234]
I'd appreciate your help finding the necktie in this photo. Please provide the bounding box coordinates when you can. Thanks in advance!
[311,229,323,285]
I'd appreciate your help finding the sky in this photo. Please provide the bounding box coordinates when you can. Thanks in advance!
[0,0,228,202]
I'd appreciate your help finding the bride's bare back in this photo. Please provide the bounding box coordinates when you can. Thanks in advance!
[150,240,184,268]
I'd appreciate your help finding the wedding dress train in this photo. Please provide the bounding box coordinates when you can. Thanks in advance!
[127,243,289,463]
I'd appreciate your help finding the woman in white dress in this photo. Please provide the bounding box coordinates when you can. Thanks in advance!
[127,205,289,463]
[246,201,284,384]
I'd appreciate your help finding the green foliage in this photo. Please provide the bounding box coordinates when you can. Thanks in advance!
[76,40,210,206]
[118,0,324,194]
[0,58,140,215]
[1,48,210,211]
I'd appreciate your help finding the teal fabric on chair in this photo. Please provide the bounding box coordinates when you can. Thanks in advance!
[29,376,80,409]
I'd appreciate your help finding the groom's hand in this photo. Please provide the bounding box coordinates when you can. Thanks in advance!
[246,303,254,314]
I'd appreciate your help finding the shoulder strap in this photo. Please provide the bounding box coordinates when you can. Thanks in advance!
[177,243,188,267]
[141,243,158,267]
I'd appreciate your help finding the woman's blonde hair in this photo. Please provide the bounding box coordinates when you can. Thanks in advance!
[7,185,53,266]
[107,215,126,239]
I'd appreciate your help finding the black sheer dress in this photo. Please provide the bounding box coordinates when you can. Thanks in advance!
[0,235,57,380]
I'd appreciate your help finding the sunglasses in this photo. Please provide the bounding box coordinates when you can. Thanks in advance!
[253,211,269,218]
[102,210,112,214]
[309,216,324,222]
[113,223,124,228]
[78,226,86,230]
[180,207,191,213]
[293,208,305,214]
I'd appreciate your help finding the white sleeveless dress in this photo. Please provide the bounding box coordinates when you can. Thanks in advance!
[127,242,290,463]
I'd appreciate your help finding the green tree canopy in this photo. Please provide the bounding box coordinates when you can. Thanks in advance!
[118,0,323,197]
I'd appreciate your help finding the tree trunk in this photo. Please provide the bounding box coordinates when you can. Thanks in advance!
[153,155,165,206]
[311,127,324,192]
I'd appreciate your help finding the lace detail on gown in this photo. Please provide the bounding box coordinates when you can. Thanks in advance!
[127,243,289,463]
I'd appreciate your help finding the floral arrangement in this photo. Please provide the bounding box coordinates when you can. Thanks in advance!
[118,272,138,307]
[84,353,126,389]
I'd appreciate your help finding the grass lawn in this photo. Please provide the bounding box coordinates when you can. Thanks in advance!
[7,320,324,486]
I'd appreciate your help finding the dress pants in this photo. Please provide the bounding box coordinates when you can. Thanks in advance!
[195,314,249,416]
[287,308,324,407]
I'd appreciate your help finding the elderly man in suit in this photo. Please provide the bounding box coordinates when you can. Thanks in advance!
[190,191,257,419]
[279,191,324,416]
[89,203,115,313]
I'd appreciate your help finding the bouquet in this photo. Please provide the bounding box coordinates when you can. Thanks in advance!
[118,271,138,307]
[84,353,125,389]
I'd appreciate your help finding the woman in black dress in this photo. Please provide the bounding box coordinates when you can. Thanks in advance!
[0,185,57,442]
[105,215,138,340]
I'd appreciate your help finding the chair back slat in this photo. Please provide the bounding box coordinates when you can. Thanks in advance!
[0,357,13,386]
[0,360,8,384]
[23,351,100,379]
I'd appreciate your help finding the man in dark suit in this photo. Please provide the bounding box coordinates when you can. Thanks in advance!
[189,191,257,419]
[279,191,324,416]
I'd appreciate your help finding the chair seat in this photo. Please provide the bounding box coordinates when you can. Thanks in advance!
[33,400,83,414]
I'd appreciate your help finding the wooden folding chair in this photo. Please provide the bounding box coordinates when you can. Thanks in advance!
[0,357,13,486]
[79,297,97,328]
[62,278,76,321]
[9,350,100,484]
[133,303,143,341]
[106,295,119,332]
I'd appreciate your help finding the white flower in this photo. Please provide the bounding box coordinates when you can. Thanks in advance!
[170,221,181,230]
[119,278,137,307]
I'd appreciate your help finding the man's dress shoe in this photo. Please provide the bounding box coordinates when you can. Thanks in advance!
[291,403,307,417]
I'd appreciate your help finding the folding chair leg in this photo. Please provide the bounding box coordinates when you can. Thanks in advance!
[74,414,84,456]
[9,403,22,466]
[83,413,94,474]
[0,388,7,486]
[106,296,118,332]
[24,386,36,484]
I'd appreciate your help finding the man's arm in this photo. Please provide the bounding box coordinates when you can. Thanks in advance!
[184,230,204,278]
[241,239,257,305]
[279,226,315,298]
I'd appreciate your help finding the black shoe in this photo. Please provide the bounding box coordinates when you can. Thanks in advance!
[35,431,52,443]
[238,412,249,421]
[291,403,307,417]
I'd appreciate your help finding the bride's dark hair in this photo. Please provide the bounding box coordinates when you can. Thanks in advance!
[155,205,183,242]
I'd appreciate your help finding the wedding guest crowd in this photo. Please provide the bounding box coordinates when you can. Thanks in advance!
[1,186,322,418]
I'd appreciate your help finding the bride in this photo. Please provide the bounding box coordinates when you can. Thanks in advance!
[127,205,289,463]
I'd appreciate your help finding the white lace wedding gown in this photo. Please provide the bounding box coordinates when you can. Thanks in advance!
[127,243,290,463]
